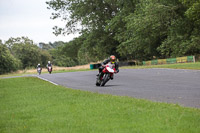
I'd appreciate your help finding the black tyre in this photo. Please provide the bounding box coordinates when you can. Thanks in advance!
[96,75,101,86]
[38,70,41,75]
[100,74,109,86]
[96,82,100,86]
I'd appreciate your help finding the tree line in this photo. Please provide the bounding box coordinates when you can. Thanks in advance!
[46,0,200,61]
[0,36,83,74]
[0,37,53,74]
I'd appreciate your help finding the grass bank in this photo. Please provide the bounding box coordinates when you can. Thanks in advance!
[0,65,91,78]
[0,77,200,132]
[122,62,200,70]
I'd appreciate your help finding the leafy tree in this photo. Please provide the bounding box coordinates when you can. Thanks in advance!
[47,0,200,63]
[79,30,119,62]
[0,42,22,74]
[40,50,52,67]
[47,0,126,60]
[117,0,182,60]
[50,37,82,66]
[47,0,119,35]
[105,0,139,60]
[158,17,200,57]
[5,37,42,68]
[179,0,200,26]
[157,0,200,58]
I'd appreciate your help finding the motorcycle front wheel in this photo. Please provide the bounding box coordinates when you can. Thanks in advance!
[100,74,109,86]
[38,71,41,75]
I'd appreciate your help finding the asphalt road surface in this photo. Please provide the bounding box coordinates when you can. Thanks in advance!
[39,69,200,108]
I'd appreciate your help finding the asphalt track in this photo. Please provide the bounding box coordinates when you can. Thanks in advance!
[39,68,200,108]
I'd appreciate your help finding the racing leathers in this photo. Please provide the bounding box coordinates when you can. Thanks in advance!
[46,63,52,68]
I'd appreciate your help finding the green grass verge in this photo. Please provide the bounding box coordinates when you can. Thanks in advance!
[0,77,200,133]
[122,62,200,70]
[0,69,92,78]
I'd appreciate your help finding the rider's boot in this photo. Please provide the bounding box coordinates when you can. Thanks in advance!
[99,72,104,79]
[110,74,114,80]
[97,68,103,76]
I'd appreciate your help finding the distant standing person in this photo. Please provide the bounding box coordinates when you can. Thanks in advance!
[36,63,42,75]
[46,61,53,74]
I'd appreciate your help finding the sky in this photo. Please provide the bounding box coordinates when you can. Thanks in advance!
[0,0,79,44]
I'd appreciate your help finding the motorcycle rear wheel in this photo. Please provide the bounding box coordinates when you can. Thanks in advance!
[96,75,101,86]
[96,82,100,86]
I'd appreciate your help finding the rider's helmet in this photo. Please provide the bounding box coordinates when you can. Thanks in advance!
[38,63,40,66]
[48,61,50,64]
[110,55,116,64]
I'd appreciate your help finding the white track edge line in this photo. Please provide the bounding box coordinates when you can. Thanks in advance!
[37,76,58,86]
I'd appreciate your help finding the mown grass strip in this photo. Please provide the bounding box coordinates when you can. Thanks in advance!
[0,68,92,78]
[122,62,200,70]
[0,77,200,133]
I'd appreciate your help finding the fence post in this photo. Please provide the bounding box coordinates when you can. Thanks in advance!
[193,56,196,63]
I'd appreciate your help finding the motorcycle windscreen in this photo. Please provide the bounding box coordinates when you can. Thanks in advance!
[106,67,114,73]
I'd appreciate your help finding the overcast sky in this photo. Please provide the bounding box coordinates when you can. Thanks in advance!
[0,0,79,44]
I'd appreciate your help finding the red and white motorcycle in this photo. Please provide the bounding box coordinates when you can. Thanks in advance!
[96,62,116,86]
[47,66,52,74]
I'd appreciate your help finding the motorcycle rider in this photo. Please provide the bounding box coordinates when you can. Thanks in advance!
[46,61,53,73]
[98,55,119,80]
[36,63,42,74]
[37,63,42,69]
[46,61,52,68]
